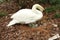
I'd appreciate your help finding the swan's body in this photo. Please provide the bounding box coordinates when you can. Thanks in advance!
[7,4,44,27]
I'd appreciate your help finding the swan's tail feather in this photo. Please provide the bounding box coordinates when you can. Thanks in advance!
[7,20,18,27]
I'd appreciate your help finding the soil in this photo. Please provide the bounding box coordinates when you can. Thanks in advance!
[0,0,60,40]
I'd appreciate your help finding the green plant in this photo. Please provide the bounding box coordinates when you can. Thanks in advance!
[0,0,5,3]
[39,0,60,5]
[45,5,60,13]
[45,6,56,13]
[39,0,48,4]
[0,12,7,17]
[55,4,60,10]
[54,13,60,18]
[49,0,60,5]
[0,0,4,2]
[56,0,60,4]
[48,0,57,5]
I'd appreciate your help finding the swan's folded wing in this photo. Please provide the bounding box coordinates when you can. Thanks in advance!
[13,12,37,20]
[10,9,37,20]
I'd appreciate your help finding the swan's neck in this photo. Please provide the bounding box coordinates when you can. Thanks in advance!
[32,4,44,12]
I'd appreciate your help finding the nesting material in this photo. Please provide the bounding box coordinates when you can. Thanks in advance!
[52,24,58,27]
[48,34,60,40]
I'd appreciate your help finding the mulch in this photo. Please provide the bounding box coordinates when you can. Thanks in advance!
[0,0,60,40]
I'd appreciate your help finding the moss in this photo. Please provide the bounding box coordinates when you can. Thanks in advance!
[0,12,7,17]
[54,13,60,18]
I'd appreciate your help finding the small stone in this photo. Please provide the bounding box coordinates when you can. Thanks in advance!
[52,24,58,27]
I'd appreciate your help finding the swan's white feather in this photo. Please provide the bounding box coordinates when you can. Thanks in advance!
[11,9,43,23]
[7,4,44,27]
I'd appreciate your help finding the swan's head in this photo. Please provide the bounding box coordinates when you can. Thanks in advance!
[32,4,45,12]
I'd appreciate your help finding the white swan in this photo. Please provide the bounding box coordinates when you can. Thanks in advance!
[7,4,44,27]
